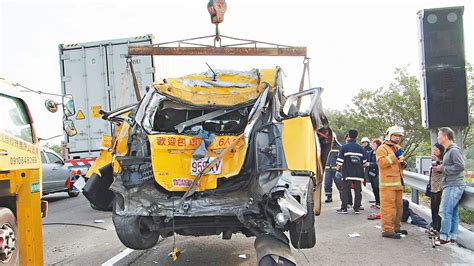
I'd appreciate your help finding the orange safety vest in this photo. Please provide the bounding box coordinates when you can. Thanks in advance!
[376,142,404,191]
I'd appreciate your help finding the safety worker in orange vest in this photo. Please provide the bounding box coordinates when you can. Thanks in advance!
[376,126,408,239]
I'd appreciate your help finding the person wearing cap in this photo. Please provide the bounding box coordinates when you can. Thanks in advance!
[376,126,408,239]
[361,137,372,154]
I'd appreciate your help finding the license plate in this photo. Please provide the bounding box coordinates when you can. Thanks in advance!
[190,157,223,176]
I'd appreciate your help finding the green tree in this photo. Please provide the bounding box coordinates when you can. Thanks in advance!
[326,65,473,162]
[325,109,356,141]
[329,67,431,159]
[43,142,62,155]
[461,62,473,151]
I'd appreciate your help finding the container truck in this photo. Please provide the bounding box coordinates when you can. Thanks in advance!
[58,35,155,172]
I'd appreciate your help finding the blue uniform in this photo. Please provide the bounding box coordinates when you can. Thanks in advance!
[336,139,367,210]
[324,146,342,196]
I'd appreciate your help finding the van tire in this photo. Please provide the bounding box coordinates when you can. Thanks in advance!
[289,181,316,249]
[67,187,79,197]
[90,202,113,211]
[259,255,296,266]
[67,177,79,197]
[112,203,158,250]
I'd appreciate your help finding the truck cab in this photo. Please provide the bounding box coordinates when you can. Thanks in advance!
[0,78,43,265]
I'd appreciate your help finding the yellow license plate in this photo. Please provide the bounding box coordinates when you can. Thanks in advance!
[190,157,223,176]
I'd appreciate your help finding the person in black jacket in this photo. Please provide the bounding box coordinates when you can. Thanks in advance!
[324,135,342,203]
[367,139,382,208]
[335,129,367,214]
[427,143,445,233]
[361,136,373,183]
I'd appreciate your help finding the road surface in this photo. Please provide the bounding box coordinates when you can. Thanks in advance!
[42,189,474,265]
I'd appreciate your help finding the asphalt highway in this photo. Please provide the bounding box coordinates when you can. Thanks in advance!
[42,190,474,265]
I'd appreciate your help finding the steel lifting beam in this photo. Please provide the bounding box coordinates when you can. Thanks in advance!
[128,46,307,57]
[127,35,307,57]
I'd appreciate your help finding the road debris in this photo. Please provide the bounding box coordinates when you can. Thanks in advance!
[348,233,361,238]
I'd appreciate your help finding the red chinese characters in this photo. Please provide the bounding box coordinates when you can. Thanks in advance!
[156,137,165,145]
[167,137,176,146]
[177,137,186,146]
[190,137,199,146]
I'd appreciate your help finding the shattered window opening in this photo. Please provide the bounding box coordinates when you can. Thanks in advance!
[150,100,251,135]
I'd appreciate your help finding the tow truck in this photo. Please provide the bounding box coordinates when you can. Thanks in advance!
[0,78,76,265]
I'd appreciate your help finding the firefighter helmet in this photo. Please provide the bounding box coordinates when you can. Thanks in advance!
[385,126,404,141]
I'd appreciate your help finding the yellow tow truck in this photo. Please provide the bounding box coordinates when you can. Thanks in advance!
[0,78,76,265]
[0,78,44,265]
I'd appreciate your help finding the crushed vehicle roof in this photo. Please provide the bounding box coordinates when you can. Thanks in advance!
[153,68,280,106]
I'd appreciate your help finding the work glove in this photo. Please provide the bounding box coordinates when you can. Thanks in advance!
[335,171,342,180]
[394,148,404,158]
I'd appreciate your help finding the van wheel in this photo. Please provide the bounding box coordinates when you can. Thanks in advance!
[259,255,296,266]
[67,187,79,197]
[67,177,79,197]
[90,202,113,211]
[112,203,158,250]
[0,208,19,265]
[289,181,316,249]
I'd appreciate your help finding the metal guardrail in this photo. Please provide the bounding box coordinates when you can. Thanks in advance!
[403,170,474,212]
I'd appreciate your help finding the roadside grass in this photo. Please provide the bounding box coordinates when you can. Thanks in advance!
[402,184,473,225]
[460,207,474,224]
[461,176,473,224]
[465,176,472,184]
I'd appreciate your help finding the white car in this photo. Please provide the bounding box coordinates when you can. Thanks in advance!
[41,148,78,197]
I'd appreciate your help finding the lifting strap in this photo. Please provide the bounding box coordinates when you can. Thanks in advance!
[297,57,311,109]
[128,58,142,102]
[116,58,142,108]
[116,62,130,108]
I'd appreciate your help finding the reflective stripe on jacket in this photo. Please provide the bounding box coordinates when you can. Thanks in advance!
[376,142,403,191]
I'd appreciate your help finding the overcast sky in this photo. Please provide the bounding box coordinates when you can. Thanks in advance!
[1,0,473,143]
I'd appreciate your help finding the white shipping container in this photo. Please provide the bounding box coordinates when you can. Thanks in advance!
[59,35,155,159]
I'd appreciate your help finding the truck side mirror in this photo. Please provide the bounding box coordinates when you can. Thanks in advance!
[63,119,77,136]
[63,95,76,116]
[45,99,59,113]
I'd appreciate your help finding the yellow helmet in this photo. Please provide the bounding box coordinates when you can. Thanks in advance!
[385,126,404,141]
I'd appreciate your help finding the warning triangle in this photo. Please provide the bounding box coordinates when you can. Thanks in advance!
[76,110,85,120]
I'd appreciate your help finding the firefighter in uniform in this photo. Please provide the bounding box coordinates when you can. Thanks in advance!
[335,129,367,214]
[376,126,408,239]
[324,134,342,203]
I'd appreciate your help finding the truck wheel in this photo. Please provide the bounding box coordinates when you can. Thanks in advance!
[289,181,316,249]
[259,255,296,266]
[0,208,19,265]
[67,187,79,197]
[67,177,80,197]
[90,202,113,211]
[112,204,158,250]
